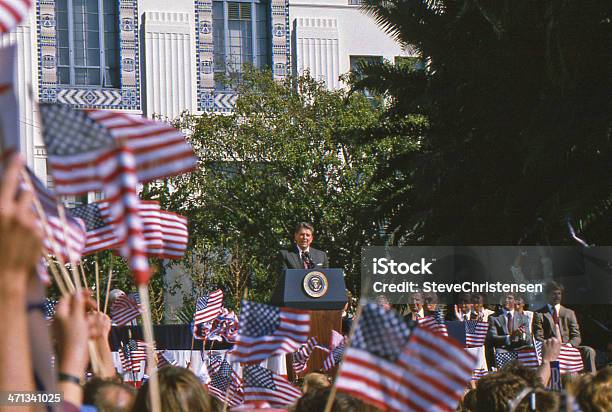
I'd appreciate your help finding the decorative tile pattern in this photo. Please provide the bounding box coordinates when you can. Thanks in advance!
[194,0,214,112]
[36,0,141,110]
[195,0,290,112]
[271,0,290,81]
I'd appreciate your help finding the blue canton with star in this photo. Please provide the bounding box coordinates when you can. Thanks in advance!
[240,301,281,337]
[351,303,411,362]
[243,365,276,390]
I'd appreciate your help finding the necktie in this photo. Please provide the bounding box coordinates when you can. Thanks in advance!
[302,252,313,269]
[507,312,513,334]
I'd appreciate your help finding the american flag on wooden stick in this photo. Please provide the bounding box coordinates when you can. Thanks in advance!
[464,320,488,347]
[418,310,449,337]
[70,199,189,260]
[193,289,224,326]
[207,354,244,407]
[110,293,142,326]
[231,301,309,364]
[243,365,301,407]
[24,168,87,262]
[291,337,319,374]
[39,103,150,283]
[157,210,188,259]
[335,303,476,412]
[0,0,31,34]
[120,339,147,373]
[322,345,345,371]
[84,110,197,184]
[69,201,119,255]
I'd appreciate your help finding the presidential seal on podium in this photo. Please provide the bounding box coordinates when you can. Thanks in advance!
[303,271,329,298]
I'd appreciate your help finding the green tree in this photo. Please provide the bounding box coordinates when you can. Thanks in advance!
[143,70,398,308]
[354,0,612,244]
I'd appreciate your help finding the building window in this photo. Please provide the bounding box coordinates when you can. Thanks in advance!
[395,56,425,70]
[55,0,120,87]
[213,0,270,90]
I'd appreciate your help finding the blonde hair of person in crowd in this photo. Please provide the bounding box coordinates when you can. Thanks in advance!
[132,366,212,412]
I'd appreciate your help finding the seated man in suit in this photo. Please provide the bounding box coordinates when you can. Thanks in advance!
[278,222,329,270]
[533,282,596,372]
[488,293,532,353]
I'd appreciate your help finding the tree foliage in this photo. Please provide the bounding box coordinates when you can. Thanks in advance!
[143,70,398,307]
[355,0,612,244]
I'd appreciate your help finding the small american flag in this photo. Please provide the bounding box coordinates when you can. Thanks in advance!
[557,343,584,374]
[291,337,319,374]
[157,210,188,259]
[495,342,583,374]
[69,201,119,255]
[110,294,142,325]
[85,110,197,184]
[157,350,177,368]
[120,339,147,373]
[231,301,310,364]
[25,168,87,262]
[322,342,345,372]
[207,354,244,407]
[0,0,31,34]
[335,303,476,412]
[139,202,189,259]
[39,103,151,284]
[322,329,345,371]
[464,320,488,347]
[217,309,239,343]
[194,290,224,326]
[418,310,448,337]
[243,365,301,407]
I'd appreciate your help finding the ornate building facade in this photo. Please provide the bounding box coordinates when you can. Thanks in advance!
[7,0,409,180]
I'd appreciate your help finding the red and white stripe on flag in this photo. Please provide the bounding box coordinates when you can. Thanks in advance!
[242,365,301,407]
[193,290,224,326]
[110,294,142,326]
[336,327,476,412]
[24,168,87,262]
[83,202,119,254]
[140,201,163,254]
[85,110,197,183]
[231,301,310,364]
[0,0,31,34]
[557,344,583,374]
[158,210,188,259]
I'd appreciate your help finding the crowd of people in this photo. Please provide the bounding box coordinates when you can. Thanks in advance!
[2,153,611,412]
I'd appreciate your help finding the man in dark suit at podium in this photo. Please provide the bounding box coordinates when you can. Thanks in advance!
[279,222,329,270]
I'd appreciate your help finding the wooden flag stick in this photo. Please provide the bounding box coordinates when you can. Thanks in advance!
[138,284,161,412]
[57,205,82,292]
[95,259,100,311]
[45,254,69,297]
[19,170,75,293]
[78,262,89,291]
[103,255,114,314]
[88,340,101,375]
[323,299,366,412]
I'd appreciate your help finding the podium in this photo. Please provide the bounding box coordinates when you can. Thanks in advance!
[271,268,347,376]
